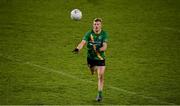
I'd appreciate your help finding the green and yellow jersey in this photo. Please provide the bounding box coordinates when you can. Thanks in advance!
[83,30,108,60]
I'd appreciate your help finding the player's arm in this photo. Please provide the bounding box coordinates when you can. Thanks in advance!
[99,42,107,52]
[73,40,86,53]
[73,31,89,53]
[99,31,108,52]
[77,40,86,50]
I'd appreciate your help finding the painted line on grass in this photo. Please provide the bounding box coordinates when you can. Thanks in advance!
[0,53,175,105]
[162,27,180,33]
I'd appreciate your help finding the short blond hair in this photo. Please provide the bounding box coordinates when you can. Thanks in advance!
[93,18,102,23]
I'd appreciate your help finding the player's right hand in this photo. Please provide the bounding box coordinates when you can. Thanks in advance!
[72,48,79,54]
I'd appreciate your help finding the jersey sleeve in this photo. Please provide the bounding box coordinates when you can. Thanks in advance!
[82,31,90,42]
[103,31,108,42]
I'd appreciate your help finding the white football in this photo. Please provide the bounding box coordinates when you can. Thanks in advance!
[70,9,82,21]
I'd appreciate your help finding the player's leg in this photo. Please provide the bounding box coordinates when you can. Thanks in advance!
[96,66,105,101]
[87,58,97,75]
[90,66,98,75]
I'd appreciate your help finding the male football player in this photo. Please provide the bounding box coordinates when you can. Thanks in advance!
[73,18,108,102]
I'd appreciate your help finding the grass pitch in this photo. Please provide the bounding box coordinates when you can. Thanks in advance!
[0,0,180,105]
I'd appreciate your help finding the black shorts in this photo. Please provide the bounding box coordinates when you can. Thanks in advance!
[87,58,105,68]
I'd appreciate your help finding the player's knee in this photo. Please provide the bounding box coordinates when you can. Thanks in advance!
[98,74,104,80]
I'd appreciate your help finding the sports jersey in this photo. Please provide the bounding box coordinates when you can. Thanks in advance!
[83,30,108,60]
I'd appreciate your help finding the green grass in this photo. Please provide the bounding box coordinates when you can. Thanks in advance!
[0,0,180,105]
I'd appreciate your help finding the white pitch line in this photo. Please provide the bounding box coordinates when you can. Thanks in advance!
[0,53,175,105]
[162,27,180,33]
[25,61,95,84]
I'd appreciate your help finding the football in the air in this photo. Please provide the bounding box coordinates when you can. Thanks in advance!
[70,9,82,21]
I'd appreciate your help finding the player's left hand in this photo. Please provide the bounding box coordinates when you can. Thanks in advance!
[72,48,79,54]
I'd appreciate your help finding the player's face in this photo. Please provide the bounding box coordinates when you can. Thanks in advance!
[93,21,102,32]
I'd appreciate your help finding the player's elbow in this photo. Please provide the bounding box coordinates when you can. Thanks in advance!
[100,43,107,51]
[100,46,107,52]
